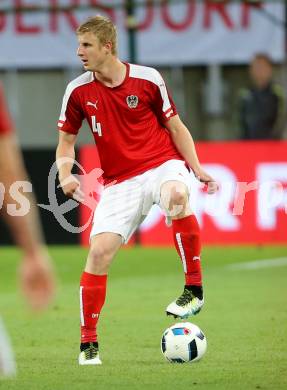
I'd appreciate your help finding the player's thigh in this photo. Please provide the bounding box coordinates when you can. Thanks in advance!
[90,178,146,244]
[152,160,191,207]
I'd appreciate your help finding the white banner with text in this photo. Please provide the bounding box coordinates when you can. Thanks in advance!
[0,1,284,68]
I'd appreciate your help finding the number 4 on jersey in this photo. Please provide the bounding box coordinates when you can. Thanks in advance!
[91,115,102,136]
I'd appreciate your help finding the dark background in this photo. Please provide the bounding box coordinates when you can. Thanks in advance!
[0,149,78,245]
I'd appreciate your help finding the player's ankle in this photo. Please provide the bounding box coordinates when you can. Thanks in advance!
[80,341,98,351]
[185,285,203,300]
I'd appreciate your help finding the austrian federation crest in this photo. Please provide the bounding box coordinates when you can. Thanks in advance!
[126,95,139,108]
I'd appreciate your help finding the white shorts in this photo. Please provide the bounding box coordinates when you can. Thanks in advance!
[90,159,192,244]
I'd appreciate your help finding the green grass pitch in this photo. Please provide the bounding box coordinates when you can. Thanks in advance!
[0,245,286,390]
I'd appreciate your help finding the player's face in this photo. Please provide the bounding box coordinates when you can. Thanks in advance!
[250,59,272,89]
[77,32,111,71]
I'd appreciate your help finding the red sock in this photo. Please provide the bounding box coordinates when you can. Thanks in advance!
[172,215,202,286]
[80,272,107,343]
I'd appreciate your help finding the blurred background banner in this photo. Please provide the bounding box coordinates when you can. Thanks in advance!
[79,141,287,246]
[136,1,284,65]
[0,1,284,68]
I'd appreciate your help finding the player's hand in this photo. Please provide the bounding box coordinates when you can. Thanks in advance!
[59,174,85,202]
[193,168,219,194]
[19,249,55,312]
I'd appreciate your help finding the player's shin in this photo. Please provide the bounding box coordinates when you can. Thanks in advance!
[172,215,202,292]
[79,272,107,343]
[166,215,204,319]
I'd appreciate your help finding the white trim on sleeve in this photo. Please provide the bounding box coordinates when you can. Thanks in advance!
[59,71,94,124]
[129,64,173,117]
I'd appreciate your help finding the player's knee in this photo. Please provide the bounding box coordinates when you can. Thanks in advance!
[161,183,188,208]
[88,244,113,266]
[169,188,188,207]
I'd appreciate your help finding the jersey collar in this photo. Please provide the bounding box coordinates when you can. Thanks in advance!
[93,62,130,90]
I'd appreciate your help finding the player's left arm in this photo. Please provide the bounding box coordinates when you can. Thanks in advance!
[165,115,218,194]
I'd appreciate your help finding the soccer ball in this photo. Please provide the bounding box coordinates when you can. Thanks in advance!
[161,322,207,363]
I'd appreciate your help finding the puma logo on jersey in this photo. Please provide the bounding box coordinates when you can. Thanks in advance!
[87,101,98,109]
[193,256,200,261]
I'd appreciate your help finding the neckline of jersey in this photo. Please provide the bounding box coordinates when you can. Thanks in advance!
[93,62,130,90]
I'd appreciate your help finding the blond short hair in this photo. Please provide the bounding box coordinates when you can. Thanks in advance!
[77,15,117,55]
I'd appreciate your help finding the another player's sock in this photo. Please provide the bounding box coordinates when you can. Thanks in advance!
[80,272,107,343]
[172,215,202,287]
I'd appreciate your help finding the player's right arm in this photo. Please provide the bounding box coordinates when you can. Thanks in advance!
[150,68,218,194]
[56,76,86,201]
[56,130,84,202]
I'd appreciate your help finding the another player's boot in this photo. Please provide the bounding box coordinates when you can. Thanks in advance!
[166,286,204,319]
[78,342,102,365]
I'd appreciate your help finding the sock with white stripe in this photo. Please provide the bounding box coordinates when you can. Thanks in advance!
[80,272,107,343]
[172,215,202,287]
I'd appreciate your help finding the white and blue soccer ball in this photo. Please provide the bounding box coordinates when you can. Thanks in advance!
[161,322,207,363]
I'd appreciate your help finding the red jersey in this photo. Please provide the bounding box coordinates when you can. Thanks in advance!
[0,85,14,135]
[58,63,183,184]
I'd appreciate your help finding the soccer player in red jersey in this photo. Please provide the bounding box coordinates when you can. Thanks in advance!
[56,16,218,365]
[0,84,55,376]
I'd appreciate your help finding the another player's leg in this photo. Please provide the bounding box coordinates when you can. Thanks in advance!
[0,317,17,377]
[160,181,204,319]
[79,232,122,365]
